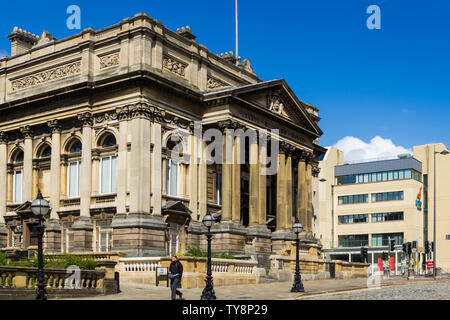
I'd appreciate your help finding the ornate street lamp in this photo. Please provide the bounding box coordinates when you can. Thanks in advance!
[291,218,305,292]
[30,190,51,300]
[200,211,216,300]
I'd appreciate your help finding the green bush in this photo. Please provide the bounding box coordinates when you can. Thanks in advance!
[0,252,8,266]
[11,254,97,270]
[185,244,235,260]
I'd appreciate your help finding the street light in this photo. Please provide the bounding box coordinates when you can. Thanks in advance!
[200,211,216,300]
[291,218,305,292]
[30,189,51,300]
[433,145,449,279]
[319,178,335,248]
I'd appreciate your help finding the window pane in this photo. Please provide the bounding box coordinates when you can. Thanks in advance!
[404,170,412,179]
[388,171,393,180]
[69,162,78,197]
[393,171,399,180]
[170,161,178,196]
[14,171,22,203]
[101,157,111,194]
[111,156,117,193]
[382,172,388,181]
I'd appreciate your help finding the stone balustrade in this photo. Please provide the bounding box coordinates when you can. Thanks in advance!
[0,261,118,298]
[117,256,258,289]
[45,252,125,263]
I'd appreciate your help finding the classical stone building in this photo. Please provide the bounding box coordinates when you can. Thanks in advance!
[0,14,325,263]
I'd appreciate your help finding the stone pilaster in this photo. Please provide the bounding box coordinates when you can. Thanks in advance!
[249,138,259,226]
[221,132,232,222]
[275,150,286,231]
[306,161,313,232]
[231,134,241,223]
[48,120,61,218]
[116,106,129,215]
[72,112,94,252]
[112,103,166,257]
[20,126,33,202]
[285,153,293,230]
[0,132,7,248]
[188,134,198,218]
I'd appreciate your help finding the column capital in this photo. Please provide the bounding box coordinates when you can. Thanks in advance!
[312,164,321,177]
[280,141,295,155]
[115,106,130,121]
[20,126,33,139]
[7,163,14,174]
[0,131,7,144]
[78,112,94,127]
[128,102,153,120]
[217,119,246,133]
[47,119,62,133]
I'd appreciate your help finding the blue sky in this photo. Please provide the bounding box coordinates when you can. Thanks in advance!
[1,0,449,157]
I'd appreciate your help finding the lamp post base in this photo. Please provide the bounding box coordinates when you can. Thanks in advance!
[200,277,217,300]
[291,275,305,292]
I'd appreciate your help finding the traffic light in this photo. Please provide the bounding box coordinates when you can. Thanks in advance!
[382,252,388,261]
[407,242,412,255]
[360,247,368,263]
[412,241,417,249]
[425,241,430,254]
[390,239,395,252]
[431,241,435,252]
[402,243,407,253]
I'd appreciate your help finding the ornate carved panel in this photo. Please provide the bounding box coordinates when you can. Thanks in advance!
[162,56,186,77]
[11,61,81,91]
[207,77,229,90]
[99,53,120,69]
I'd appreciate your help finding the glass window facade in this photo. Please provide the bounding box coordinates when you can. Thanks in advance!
[68,161,81,198]
[13,170,23,203]
[338,214,369,224]
[372,212,404,222]
[372,191,404,202]
[335,169,421,185]
[372,233,404,247]
[166,159,179,196]
[338,194,369,205]
[338,234,369,247]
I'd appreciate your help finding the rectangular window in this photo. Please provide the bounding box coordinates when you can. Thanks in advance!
[377,172,382,181]
[100,156,117,194]
[371,173,377,182]
[98,230,112,253]
[388,171,393,181]
[216,172,222,205]
[399,170,404,179]
[393,170,399,180]
[382,172,388,181]
[404,169,412,179]
[13,170,23,203]
[68,161,81,197]
[364,174,369,183]
[166,159,179,196]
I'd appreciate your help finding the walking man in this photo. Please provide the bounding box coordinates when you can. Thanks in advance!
[169,256,183,300]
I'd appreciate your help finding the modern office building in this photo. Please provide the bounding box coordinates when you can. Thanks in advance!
[318,143,450,274]
[0,14,326,264]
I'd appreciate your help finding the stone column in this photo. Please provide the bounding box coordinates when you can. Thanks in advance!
[91,150,100,196]
[198,139,207,218]
[272,143,295,254]
[32,161,39,200]
[285,153,293,230]
[298,157,307,232]
[71,112,94,253]
[231,134,241,223]
[111,104,166,257]
[116,107,129,216]
[221,132,232,222]
[249,138,259,226]
[211,122,246,256]
[306,161,313,232]
[188,134,198,217]
[20,126,33,202]
[0,132,8,247]
[276,151,286,231]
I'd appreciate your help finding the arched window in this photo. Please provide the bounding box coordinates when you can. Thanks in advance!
[40,145,52,158]
[12,150,24,203]
[99,133,117,195]
[67,139,82,198]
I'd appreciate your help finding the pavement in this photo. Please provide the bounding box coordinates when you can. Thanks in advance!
[54,275,450,300]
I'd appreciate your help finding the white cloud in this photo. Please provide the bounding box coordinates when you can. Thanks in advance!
[334,136,412,162]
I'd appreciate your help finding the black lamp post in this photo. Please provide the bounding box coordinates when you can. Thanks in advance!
[200,211,216,300]
[30,190,50,300]
[291,218,305,292]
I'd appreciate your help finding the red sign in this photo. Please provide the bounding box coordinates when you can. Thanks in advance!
[427,261,434,269]
[390,257,395,271]
[378,258,383,271]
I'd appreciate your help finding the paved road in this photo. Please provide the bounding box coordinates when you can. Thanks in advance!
[55,276,450,300]
[299,279,450,300]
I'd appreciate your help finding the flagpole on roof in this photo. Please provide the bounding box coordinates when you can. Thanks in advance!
[235,0,239,65]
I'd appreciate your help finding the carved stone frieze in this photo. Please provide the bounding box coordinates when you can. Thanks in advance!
[99,53,120,69]
[162,56,186,77]
[267,91,285,115]
[11,61,81,91]
[94,112,118,124]
[207,77,229,90]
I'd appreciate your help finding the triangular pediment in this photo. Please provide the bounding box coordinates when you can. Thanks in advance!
[204,80,323,137]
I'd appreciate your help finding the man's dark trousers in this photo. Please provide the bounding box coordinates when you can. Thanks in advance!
[171,276,182,300]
